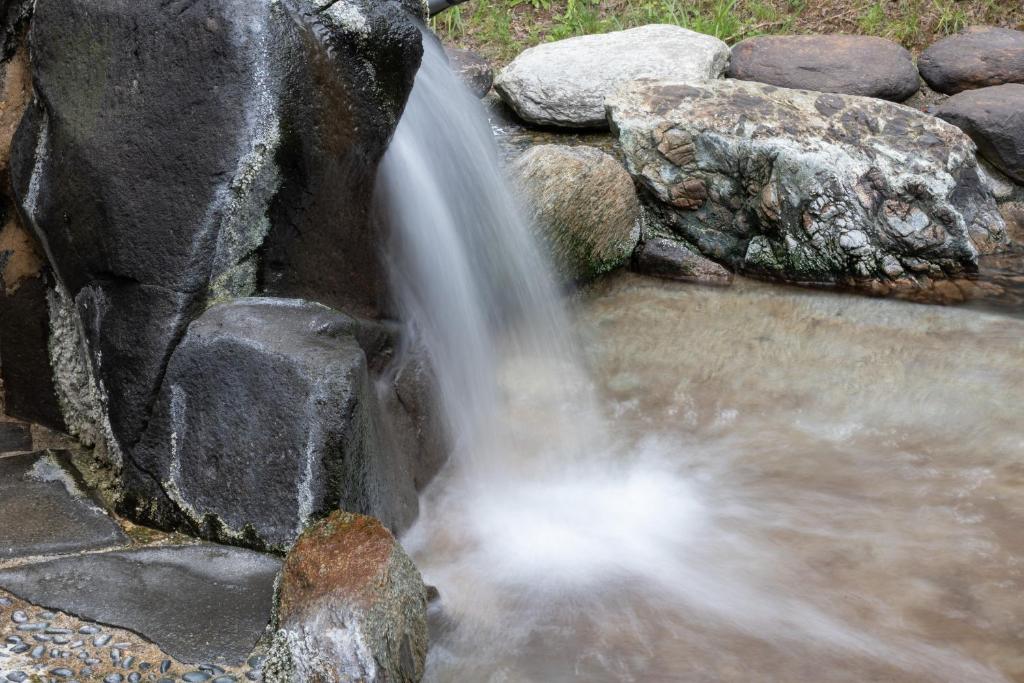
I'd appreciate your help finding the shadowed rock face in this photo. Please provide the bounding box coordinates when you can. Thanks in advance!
[919,26,1024,95]
[608,79,1007,290]
[7,0,427,540]
[728,35,920,102]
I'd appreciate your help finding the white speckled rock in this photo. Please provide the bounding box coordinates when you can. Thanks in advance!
[494,25,728,129]
[608,79,1007,289]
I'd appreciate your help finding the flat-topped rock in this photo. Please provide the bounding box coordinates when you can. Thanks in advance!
[608,79,1007,289]
[919,26,1024,94]
[127,298,417,552]
[0,544,281,665]
[935,84,1024,184]
[728,34,920,101]
[635,237,733,285]
[0,451,126,559]
[495,24,728,128]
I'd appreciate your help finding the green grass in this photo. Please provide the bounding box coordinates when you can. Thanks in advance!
[432,0,1024,64]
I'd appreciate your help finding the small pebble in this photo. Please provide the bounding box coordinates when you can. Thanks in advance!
[160,660,172,674]
[33,634,52,642]
[70,640,83,648]
[39,611,56,619]
[94,634,112,647]
[10,610,27,623]
[128,673,141,683]
[30,644,44,658]
[157,679,174,683]
[124,655,136,668]
[16,623,45,632]
[46,627,71,635]
[104,674,124,683]
[81,668,93,677]
[54,635,70,644]
[51,669,74,678]
[182,673,212,682]
[5,673,27,682]
[212,677,236,683]
[245,656,263,669]
[86,657,101,665]
[114,642,132,649]
[200,665,225,674]
[78,625,99,635]
[0,597,12,607]
[9,644,28,654]
[139,662,151,671]
[4,635,21,644]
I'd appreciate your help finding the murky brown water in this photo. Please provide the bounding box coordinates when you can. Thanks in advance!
[407,274,1024,682]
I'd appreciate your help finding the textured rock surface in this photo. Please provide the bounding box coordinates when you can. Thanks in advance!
[511,144,640,282]
[0,544,280,665]
[935,84,1024,184]
[728,35,919,101]
[608,79,1006,289]
[126,299,417,551]
[0,450,126,559]
[9,0,425,474]
[635,236,733,285]
[446,46,493,98]
[919,26,1024,94]
[265,511,427,683]
[495,25,728,128]
[1002,202,1024,246]
[0,42,64,429]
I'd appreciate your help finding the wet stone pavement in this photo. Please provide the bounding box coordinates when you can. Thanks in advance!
[0,420,280,683]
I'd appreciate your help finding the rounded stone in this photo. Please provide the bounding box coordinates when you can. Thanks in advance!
[728,34,920,101]
[510,144,641,283]
[919,26,1024,94]
[935,84,1024,183]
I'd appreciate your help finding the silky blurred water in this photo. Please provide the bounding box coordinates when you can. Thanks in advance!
[378,32,1024,683]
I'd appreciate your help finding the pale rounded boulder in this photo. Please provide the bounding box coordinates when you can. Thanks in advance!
[495,24,729,129]
[728,34,920,102]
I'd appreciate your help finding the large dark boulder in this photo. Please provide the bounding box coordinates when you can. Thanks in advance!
[919,26,1024,95]
[9,0,426,517]
[728,35,920,102]
[934,84,1024,185]
[126,298,419,551]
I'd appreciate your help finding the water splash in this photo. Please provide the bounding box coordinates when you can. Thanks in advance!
[374,30,1015,683]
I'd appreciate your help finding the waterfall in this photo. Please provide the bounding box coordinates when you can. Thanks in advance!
[372,29,1011,683]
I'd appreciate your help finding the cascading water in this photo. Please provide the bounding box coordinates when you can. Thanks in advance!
[374,29,1021,682]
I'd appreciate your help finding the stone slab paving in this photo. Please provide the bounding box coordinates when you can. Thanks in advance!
[0,452,127,560]
[0,545,281,668]
[0,588,266,682]
[0,421,282,681]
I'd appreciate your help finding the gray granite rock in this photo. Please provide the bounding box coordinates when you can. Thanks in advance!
[0,451,125,559]
[919,26,1024,94]
[608,79,1007,289]
[495,25,728,128]
[0,545,280,666]
[728,35,919,101]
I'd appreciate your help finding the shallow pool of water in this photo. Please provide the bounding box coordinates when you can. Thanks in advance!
[405,273,1024,683]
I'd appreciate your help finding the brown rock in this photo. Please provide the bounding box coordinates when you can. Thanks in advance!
[728,35,920,102]
[635,237,733,285]
[1002,202,1024,247]
[266,511,428,683]
[919,26,1024,95]
[445,46,493,98]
